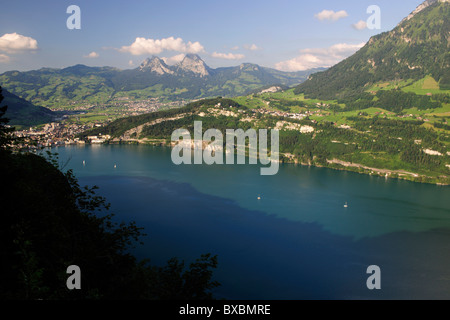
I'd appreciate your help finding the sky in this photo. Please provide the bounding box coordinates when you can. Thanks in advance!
[0,0,425,73]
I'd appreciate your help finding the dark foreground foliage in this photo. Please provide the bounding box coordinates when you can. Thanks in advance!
[0,87,219,300]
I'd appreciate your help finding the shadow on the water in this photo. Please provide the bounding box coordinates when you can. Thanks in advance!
[79,174,450,300]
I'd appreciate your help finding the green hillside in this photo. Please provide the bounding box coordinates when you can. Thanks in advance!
[0,56,320,110]
[294,1,450,100]
[1,88,55,126]
[79,97,450,185]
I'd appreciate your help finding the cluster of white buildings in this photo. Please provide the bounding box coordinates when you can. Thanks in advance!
[86,135,111,144]
[14,122,92,149]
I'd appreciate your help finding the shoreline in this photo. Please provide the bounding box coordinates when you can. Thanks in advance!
[65,139,450,186]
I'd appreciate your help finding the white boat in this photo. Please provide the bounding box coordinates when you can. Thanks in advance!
[344,202,348,208]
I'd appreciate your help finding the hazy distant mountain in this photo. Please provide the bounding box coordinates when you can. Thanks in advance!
[295,0,450,100]
[1,88,55,126]
[0,55,322,109]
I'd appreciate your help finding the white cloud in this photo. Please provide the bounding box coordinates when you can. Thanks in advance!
[128,60,134,66]
[275,42,365,72]
[84,51,99,58]
[161,53,186,65]
[120,36,205,56]
[211,52,245,60]
[0,54,10,63]
[0,33,38,53]
[243,44,261,51]
[231,46,239,51]
[314,10,348,22]
[352,20,367,30]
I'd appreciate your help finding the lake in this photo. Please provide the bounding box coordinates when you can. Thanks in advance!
[51,144,450,299]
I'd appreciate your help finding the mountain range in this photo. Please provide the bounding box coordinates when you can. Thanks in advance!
[1,0,448,126]
[295,0,450,100]
[78,0,450,185]
[0,54,321,109]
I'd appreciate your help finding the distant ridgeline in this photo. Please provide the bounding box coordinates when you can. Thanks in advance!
[294,0,450,101]
[0,54,321,109]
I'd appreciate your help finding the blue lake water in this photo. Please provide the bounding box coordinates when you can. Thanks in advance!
[51,144,450,299]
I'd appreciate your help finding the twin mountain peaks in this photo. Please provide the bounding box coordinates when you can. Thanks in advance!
[1,0,449,126]
[0,52,317,112]
[139,54,211,77]
[138,54,275,79]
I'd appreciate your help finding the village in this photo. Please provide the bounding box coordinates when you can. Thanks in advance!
[10,97,439,151]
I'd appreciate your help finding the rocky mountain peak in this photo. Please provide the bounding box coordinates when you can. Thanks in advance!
[401,0,449,23]
[177,54,210,77]
[139,56,174,75]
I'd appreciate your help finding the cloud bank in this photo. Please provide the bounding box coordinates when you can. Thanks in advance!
[84,51,99,58]
[275,42,365,71]
[314,10,348,22]
[120,36,205,55]
[352,20,368,30]
[0,33,38,53]
[0,33,38,63]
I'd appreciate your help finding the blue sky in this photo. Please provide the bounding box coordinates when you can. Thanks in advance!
[0,0,424,72]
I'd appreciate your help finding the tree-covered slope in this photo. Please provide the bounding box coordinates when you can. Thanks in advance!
[2,88,55,126]
[0,91,220,300]
[294,1,450,100]
[77,95,450,185]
